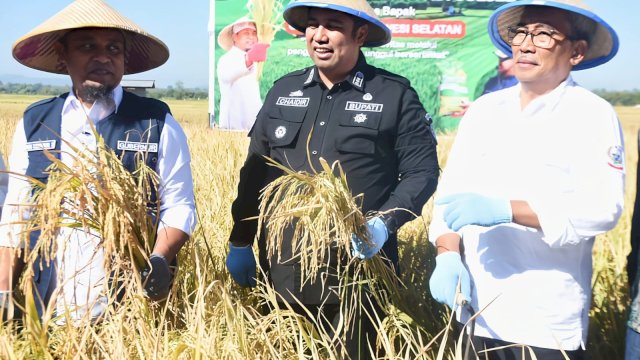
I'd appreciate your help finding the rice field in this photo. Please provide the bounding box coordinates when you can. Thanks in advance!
[0,93,638,359]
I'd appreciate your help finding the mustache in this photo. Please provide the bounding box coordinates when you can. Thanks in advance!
[88,64,114,73]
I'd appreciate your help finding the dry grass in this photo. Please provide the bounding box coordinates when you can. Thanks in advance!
[0,93,638,359]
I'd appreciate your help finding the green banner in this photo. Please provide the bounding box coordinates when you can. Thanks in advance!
[213,0,514,132]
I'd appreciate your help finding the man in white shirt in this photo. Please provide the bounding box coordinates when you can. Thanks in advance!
[0,0,196,323]
[216,17,268,131]
[428,1,623,358]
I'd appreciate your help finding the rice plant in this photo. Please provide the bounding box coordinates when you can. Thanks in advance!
[0,94,636,359]
[246,0,285,80]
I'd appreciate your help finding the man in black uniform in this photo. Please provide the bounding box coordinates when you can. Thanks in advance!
[226,0,439,357]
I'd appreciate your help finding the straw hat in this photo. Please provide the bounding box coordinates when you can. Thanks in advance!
[283,0,391,47]
[217,17,257,51]
[12,0,169,75]
[488,0,618,70]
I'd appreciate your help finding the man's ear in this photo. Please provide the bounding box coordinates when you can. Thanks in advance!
[570,39,588,66]
[54,41,67,68]
[356,24,369,46]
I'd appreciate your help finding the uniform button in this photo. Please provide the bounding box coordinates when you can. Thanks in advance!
[312,150,318,155]
[327,95,332,100]
[320,121,325,126]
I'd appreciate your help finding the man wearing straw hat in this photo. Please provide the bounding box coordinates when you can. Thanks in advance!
[217,17,269,131]
[226,0,439,357]
[0,0,196,322]
[428,0,623,358]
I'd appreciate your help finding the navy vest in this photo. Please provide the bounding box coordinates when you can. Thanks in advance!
[24,90,169,182]
[22,91,170,316]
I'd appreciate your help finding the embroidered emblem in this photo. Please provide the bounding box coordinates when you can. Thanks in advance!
[276,97,310,107]
[117,141,159,153]
[353,113,368,124]
[363,93,373,101]
[352,71,364,88]
[345,101,383,112]
[304,68,315,85]
[289,90,304,97]
[607,145,624,170]
[275,126,287,139]
[26,140,56,151]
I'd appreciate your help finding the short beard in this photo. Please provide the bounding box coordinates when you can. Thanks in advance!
[77,83,113,103]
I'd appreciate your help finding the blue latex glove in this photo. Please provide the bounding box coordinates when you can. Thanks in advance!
[429,252,471,309]
[141,254,174,301]
[226,244,257,287]
[436,193,512,231]
[351,217,389,259]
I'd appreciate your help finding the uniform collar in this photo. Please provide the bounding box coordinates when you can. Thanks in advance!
[303,51,371,92]
[519,76,574,116]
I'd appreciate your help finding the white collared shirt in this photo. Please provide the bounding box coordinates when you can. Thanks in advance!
[429,76,625,350]
[0,86,196,320]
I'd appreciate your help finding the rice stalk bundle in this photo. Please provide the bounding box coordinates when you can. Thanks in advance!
[257,156,416,356]
[20,129,160,318]
[257,156,368,286]
[246,0,285,80]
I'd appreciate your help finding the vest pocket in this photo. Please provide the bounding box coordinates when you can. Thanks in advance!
[26,150,55,180]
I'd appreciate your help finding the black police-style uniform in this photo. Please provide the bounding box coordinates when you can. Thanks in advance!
[230,52,439,305]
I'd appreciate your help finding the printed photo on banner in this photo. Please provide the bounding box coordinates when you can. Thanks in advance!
[210,0,516,132]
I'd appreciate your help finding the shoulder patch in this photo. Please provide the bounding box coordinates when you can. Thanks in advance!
[607,145,624,171]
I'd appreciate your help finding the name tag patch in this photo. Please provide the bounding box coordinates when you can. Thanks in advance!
[345,101,383,112]
[276,97,310,107]
[117,141,158,153]
[26,140,56,151]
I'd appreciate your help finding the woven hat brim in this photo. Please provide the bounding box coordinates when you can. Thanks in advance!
[217,17,255,51]
[283,1,391,47]
[488,0,618,71]
[12,0,169,75]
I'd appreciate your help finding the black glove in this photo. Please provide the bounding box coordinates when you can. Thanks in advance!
[140,254,174,301]
[1,290,14,322]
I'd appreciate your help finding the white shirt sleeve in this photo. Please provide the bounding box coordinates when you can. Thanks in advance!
[156,113,197,236]
[529,104,625,247]
[0,119,33,248]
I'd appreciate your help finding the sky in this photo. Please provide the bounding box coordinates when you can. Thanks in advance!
[0,0,638,91]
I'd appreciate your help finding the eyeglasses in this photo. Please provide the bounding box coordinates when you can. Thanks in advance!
[507,26,570,49]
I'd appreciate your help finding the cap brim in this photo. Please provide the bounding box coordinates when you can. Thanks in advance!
[283,2,391,47]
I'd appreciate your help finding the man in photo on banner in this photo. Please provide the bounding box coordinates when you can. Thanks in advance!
[481,49,518,95]
[217,17,269,131]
